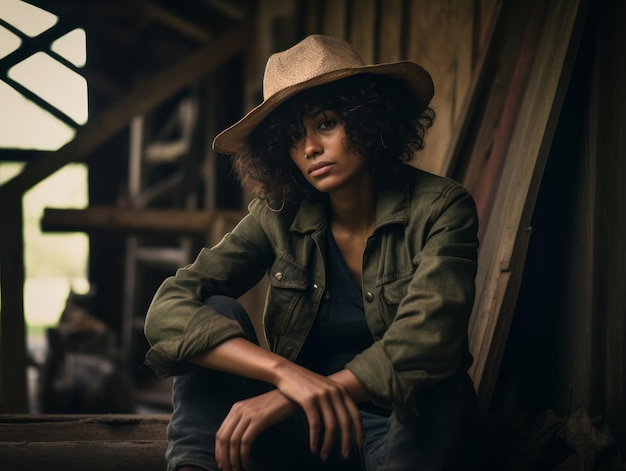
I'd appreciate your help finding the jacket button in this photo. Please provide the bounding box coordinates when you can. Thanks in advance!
[365,291,374,302]
[274,271,283,281]
[313,283,319,289]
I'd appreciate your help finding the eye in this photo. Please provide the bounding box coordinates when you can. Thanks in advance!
[319,119,336,130]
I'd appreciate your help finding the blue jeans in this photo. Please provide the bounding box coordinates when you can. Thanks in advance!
[166,296,481,471]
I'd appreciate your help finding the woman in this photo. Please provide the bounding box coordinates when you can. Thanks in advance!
[144,35,480,471]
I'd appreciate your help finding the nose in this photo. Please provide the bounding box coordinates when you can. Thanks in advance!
[303,131,322,160]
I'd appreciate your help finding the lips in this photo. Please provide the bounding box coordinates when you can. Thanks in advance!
[308,161,334,177]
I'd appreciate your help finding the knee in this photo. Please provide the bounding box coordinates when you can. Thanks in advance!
[204,295,258,344]
[204,295,245,318]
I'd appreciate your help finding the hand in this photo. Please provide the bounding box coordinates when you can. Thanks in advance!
[216,389,298,471]
[273,363,364,463]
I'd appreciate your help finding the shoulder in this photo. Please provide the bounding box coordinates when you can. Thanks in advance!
[399,165,473,207]
[245,197,304,236]
[402,165,477,224]
[403,165,465,193]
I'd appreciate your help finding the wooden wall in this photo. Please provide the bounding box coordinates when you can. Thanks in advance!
[248,0,500,176]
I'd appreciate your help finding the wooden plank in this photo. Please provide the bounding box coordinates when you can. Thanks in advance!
[377,0,403,62]
[348,0,376,63]
[452,0,475,124]
[0,199,28,413]
[406,0,476,176]
[478,0,500,49]
[321,0,347,39]
[467,0,589,408]
[461,1,544,233]
[0,414,169,442]
[0,440,167,471]
[40,207,246,235]
[440,0,503,177]
[0,19,253,200]
[302,0,323,36]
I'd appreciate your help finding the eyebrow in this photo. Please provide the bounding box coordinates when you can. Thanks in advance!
[305,108,330,119]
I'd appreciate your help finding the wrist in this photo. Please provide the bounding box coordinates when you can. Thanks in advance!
[268,355,298,386]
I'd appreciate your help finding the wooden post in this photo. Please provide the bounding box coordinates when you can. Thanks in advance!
[0,197,28,412]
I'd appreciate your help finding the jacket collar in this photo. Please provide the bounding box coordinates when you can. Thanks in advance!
[290,183,410,234]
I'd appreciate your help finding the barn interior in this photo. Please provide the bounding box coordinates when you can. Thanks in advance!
[0,0,625,469]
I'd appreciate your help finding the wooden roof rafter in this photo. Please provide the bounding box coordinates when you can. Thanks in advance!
[137,0,213,43]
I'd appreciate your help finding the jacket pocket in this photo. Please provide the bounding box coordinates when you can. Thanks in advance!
[265,255,309,335]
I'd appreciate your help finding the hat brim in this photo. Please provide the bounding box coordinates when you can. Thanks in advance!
[212,61,434,156]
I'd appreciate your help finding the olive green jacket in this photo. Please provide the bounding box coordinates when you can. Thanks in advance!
[144,165,479,418]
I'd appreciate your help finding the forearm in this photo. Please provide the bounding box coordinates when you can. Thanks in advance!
[189,336,290,385]
[191,337,373,403]
[328,369,373,403]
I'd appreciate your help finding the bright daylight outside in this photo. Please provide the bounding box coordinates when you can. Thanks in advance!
[0,0,90,371]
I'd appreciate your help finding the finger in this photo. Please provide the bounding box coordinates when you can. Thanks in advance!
[301,399,323,455]
[228,416,252,471]
[342,393,364,457]
[332,394,354,460]
[239,421,263,470]
[317,392,339,462]
[216,415,238,471]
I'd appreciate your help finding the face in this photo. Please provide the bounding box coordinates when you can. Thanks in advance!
[288,109,370,194]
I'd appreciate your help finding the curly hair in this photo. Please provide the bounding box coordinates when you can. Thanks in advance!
[231,74,435,206]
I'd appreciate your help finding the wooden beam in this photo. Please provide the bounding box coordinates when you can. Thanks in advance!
[0,414,169,442]
[0,440,167,471]
[139,0,212,42]
[377,0,403,63]
[321,0,347,39]
[441,1,503,178]
[0,18,253,200]
[0,149,53,162]
[41,207,246,235]
[348,0,376,63]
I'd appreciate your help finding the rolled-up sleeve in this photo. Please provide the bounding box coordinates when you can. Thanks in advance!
[346,184,479,416]
[144,209,272,377]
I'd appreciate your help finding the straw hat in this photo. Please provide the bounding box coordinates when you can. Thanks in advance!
[212,34,434,155]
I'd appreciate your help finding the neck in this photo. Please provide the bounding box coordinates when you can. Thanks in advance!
[328,184,376,234]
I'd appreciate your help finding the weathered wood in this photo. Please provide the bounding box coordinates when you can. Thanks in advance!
[0,199,28,413]
[0,440,167,471]
[377,0,403,62]
[467,0,589,408]
[0,414,169,442]
[462,1,544,234]
[41,207,246,235]
[441,0,502,178]
[349,0,376,63]
[321,0,347,39]
[0,414,169,470]
[406,0,479,176]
